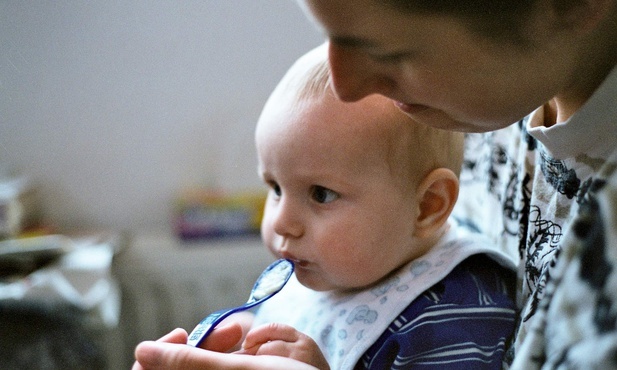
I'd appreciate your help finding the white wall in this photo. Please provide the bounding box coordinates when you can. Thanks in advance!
[0,1,324,232]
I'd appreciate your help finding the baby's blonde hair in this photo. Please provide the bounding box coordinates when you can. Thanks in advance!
[270,43,333,106]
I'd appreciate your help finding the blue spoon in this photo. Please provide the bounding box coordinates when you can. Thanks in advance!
[187,259,294,347]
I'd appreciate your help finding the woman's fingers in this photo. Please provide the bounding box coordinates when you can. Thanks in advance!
[135,341,320,370]
[132,329,188,370]
[132,323,243,370]
[159,328,189,344]
[242,322,303,351]
[133,323,326,370]
[135,341,247,370]
[199,322,244,352]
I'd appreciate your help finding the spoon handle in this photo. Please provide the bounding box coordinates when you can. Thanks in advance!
[187,305,248,347]
[186,259,294,347]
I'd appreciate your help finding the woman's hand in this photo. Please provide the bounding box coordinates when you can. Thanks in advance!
[132,322,243,370]
[132,323,321,370]
[239,323,330,370]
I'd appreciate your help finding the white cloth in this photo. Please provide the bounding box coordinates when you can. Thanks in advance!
[0,234,121,328]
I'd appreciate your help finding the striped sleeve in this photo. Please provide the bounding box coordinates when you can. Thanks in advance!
[356,254,517,370]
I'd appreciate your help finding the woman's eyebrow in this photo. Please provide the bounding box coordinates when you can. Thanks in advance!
[330,35,379,49]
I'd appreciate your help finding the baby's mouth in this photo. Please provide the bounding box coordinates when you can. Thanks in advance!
[280,253,308,268]
[292,259,309,267]
[275,237,309,267]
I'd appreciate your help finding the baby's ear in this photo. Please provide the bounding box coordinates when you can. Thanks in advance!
[413,168,459,239]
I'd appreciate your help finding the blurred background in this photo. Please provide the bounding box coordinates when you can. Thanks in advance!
[0,0,323,232]
[0,2,324,368]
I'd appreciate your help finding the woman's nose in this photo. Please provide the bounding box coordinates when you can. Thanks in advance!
[328,42,395,102]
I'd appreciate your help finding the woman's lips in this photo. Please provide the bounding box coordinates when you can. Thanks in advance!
[394,101,430,114]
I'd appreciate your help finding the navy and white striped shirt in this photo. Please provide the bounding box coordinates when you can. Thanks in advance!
[357,254,516,369]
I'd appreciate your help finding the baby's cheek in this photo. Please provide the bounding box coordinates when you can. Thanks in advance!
[262,224,282,253]
[260,214,274,241]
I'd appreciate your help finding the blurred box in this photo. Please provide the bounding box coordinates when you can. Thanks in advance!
[0,177,42,239]
[173,189,266,241]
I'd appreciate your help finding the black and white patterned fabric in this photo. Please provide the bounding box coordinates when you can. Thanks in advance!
[453,65,617,369]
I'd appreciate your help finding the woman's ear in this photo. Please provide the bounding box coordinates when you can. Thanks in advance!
[413,168,459,239]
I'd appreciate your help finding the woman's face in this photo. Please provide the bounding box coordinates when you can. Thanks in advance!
[300,0,567,132]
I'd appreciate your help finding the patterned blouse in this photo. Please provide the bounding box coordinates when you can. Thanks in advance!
[453,65,617,369]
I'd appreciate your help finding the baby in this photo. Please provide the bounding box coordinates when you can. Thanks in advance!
[242,44,517,370]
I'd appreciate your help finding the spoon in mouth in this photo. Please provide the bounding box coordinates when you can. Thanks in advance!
[187,258,294,347]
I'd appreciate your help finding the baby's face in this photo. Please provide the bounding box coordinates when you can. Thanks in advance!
[256,93,427,291]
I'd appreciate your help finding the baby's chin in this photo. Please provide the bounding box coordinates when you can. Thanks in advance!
[294,269,337,292]
[295,270,367,293]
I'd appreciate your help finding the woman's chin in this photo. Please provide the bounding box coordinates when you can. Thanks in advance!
[394,103,489,132]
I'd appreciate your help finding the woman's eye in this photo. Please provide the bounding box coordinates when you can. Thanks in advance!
[371,53,405,63]
[311,186,339,204]
[368,50,413,64]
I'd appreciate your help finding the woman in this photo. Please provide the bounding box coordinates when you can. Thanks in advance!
[133,0,617,368]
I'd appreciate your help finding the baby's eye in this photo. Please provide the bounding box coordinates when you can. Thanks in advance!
[311,186,339,204]
[268,182,282,198]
